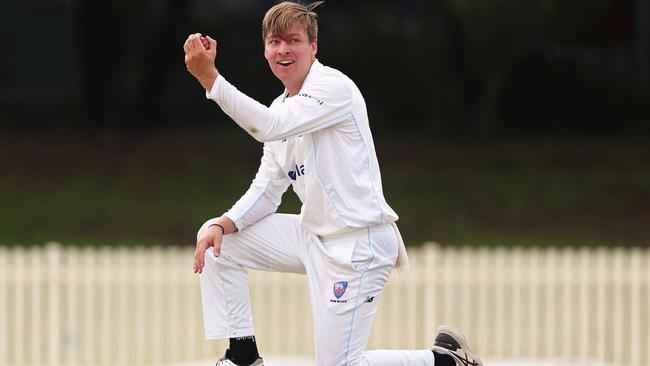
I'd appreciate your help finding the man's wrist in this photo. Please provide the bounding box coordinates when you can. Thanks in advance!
[208,223,225,235]
[199,69,219,92]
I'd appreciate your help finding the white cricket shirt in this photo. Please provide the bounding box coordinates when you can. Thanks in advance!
[206,59,398,237]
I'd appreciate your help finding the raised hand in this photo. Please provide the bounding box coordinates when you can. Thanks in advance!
[183,33,219,91]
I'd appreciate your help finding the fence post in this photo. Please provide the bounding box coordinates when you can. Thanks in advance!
[65,246,80,366]
[82,247,96,366]
[0,247,6,365]
[511,246,522,358]
[527,247,540,359]
[578,247,590,362]
[405,247,419,348]
[47,242,62,366]
[151,247,164,365]
[441,246,455,326]
[476,246,489,355]
[13,247,26,366]
[494,247,506,358]
[134,247,147,365]
[629,247,642,366]
[423,243,438,346]
[595,247,608,364]
[542,248,552,358]
[459,246,472,337]
[115,247,130,366]
[643,249,650,365]
[560,247,573,360]
[167,246,184,363]
[613,247,625,366]
[30,246,43,364]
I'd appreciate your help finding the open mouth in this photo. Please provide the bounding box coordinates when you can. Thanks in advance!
[277,60,295,67]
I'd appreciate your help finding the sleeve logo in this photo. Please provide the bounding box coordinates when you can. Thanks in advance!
[298,93,324,106]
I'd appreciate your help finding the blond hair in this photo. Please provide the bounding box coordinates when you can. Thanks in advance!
[262,1,324,43]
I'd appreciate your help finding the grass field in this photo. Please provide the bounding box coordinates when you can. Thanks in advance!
[1,131,648,247]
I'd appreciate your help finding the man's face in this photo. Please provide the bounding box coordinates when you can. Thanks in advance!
[264,23,317,94]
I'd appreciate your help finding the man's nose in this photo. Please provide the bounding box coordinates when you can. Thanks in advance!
[278,41,290,54]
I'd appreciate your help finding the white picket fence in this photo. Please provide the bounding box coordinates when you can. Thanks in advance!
[0,243,648,366]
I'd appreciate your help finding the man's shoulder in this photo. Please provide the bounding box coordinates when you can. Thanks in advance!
[271,93,285,106]
[315,62,351,84]
[308,61,357,96]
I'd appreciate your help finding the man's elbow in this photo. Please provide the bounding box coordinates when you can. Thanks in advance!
[243,126,268,142]
[248,129,286,143]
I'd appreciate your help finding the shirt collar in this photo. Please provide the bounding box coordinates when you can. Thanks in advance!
[281,58,323,102]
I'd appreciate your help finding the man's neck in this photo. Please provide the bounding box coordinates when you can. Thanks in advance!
[286,58,316,97]
[286,86,300,97]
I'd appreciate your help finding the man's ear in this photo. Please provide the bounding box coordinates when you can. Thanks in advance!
[311,39,318,56]
[263,42,271,62]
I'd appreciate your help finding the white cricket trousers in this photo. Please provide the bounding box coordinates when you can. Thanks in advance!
[199,213,434,366]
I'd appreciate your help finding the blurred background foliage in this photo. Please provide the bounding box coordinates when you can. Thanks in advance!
[0,0,648,247]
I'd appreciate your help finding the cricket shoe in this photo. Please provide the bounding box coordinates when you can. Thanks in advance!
[432,325,483,366]
[215,350,264,366]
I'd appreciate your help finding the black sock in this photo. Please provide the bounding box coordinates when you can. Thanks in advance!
[433,350,456,366]
[227,335,260,365]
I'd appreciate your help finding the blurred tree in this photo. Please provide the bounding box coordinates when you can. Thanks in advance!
[634,0,649,79]
[0,0,648,137]
[79,0,192,138]
[446,0,552,134]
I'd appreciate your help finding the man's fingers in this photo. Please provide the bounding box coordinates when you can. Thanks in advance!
[193,247,202,273]
[198,249,205,272]
[206,36,217,49]
[193,240,208,273]
[213,235,223,257]
[187,33,202,51]
[183,35,193,54]
[195,247,207,273]
[186,35,195,52]
[194,235,219,273]
[189,36,204,52]
[213,244,220,257]
[186,33,204,48]
[200,36,210,50]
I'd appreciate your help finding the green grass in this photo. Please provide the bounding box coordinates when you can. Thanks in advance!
[382,143,650,246]
[1,134,648,247]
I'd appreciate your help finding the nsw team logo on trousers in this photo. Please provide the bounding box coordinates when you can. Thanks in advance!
[333,281,348,299]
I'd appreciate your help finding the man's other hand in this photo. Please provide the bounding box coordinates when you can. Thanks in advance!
[193,224,223,274]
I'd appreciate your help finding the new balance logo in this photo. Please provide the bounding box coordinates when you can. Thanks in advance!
[288,164,305,181]
[364,296,375,303]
